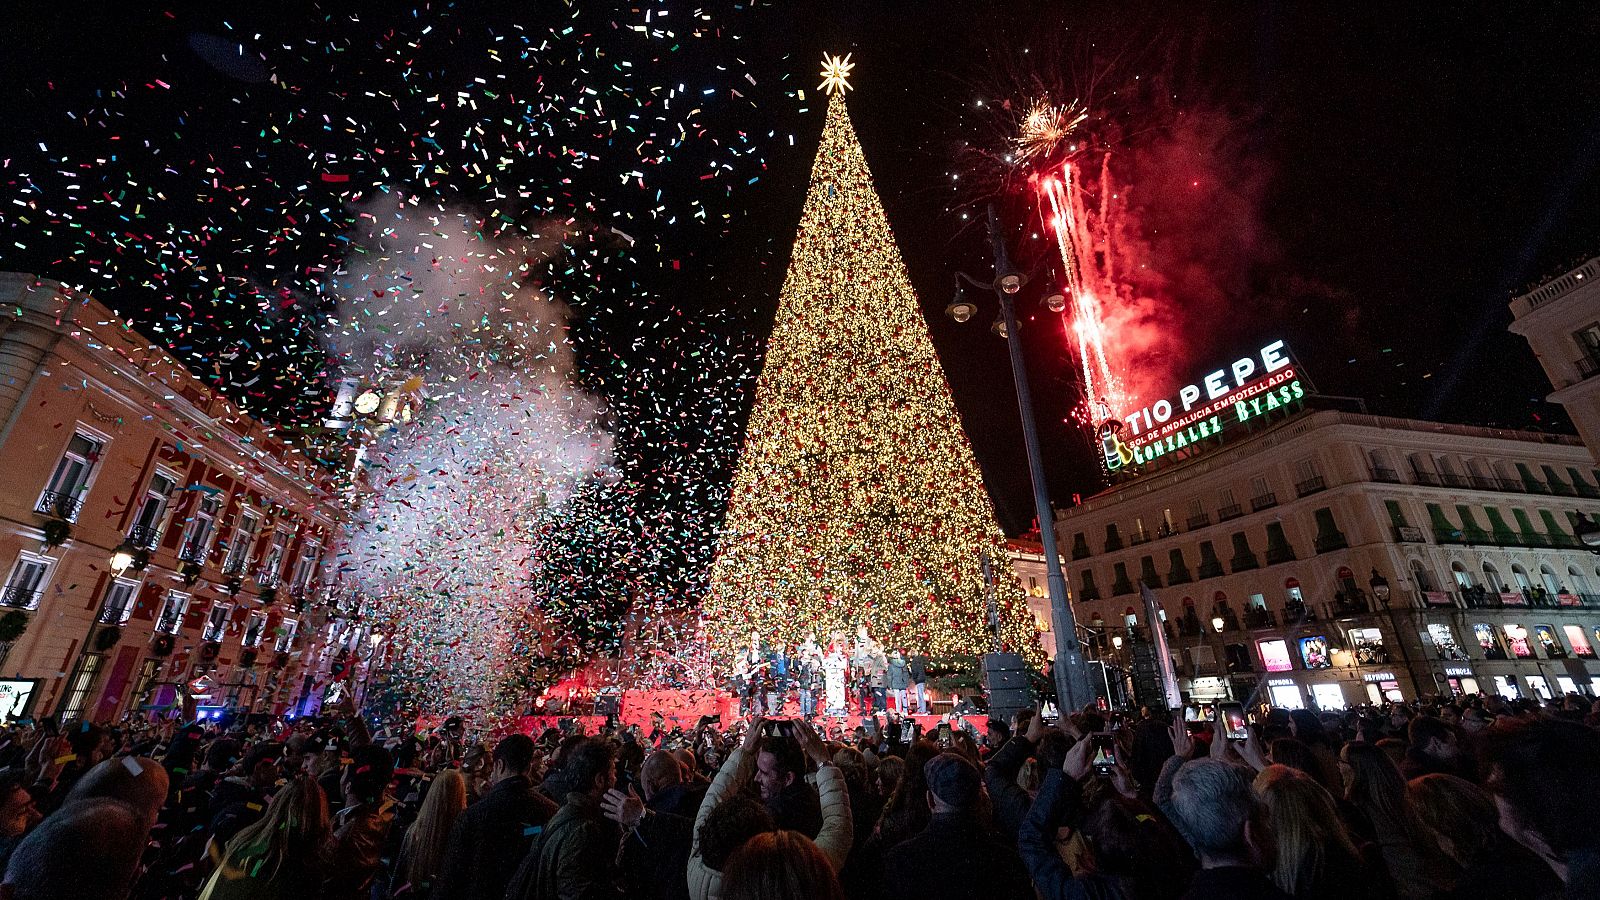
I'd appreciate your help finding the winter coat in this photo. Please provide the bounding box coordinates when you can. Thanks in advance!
[431,774,559,900]
[687,748,852,900]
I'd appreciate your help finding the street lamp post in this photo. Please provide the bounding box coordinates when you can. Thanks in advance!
[1371,569,1425,700]
[948,204,1093,714]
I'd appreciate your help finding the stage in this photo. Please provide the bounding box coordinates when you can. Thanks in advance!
[505,688,989,739]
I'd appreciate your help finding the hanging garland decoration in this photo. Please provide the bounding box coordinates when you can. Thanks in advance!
[93,626,122,653]
[150,633,175,656]
[42,519,72,547]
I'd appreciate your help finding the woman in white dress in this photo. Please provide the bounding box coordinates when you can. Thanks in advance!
[822,636,848,718]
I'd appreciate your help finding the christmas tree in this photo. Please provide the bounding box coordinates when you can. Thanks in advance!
[704,59,1042,663]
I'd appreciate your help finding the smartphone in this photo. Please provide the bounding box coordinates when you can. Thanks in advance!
[1091,733,1117,775]
[937,722,952,745]
[1218,702,1248,741]
[765,719,793,739]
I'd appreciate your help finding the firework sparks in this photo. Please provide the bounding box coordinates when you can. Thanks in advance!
[1013,98,1088,167]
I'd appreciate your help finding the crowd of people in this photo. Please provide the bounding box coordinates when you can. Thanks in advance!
[0,690,1596,899]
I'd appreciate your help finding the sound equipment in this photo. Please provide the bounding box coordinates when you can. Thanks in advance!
[982,652,1033,719]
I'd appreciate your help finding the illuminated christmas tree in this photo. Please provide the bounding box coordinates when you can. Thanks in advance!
[705,57,1042,663]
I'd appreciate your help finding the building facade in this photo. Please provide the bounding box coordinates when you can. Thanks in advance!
[0,272,344,722]
[1055,407,1600,711]
[1508,255,1600,464]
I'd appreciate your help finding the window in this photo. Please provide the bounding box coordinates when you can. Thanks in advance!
[290,542,321,595]
[1,554,51,610]
[1219,488,1236,507]
[1502,624,1534,659]
[1410,560,1437,592]
[202,603,230,643]
[258,530,291,586]
[1451,562,1476,590]
[1348,627,1386,665]
[37,431,104,521]
[1577,323,1600,360]
[1426,624,1466,660]
[58,653,104,720]
[129,659,161,712]
[274,619,298,653]
[128,471,177,547]
[155,591,189,635]
[1187,498,1205,518]
[243,612,268,648]
[223,510,261,575]
[179,495,222,563]
[1511,565,1534,592]
[1564,626,1594,658]
[1258,639,1292,672]
[1298,635,1332,669]
[1539,565,1563,596]
[97,579,140,625]
[1482,562,1505,593]
[1533,624,1566,658]
[1474,623,1507,659]
[1570,566,1592,596]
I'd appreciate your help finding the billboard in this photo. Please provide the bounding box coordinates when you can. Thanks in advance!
[1102,340,1309,472]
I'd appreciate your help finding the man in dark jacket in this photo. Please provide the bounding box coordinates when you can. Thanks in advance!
[206,741,282,847]
[908,653,930,714]
[508,737,624,900]
[754,735,821,837]
[432,733,558,900]
[884,752,1031,898]
[610,751,697,900]
[985,710,1070,844]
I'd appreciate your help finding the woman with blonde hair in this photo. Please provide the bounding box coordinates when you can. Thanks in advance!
[390,768,467,898]
[199,775,330,900]
[1253,764,1381,899]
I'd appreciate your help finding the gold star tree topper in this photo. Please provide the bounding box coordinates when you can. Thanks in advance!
[819,52,855,95]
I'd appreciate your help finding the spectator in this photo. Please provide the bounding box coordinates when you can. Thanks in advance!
[688,719,850,900]
[754,735,822,837]
[1407,773,1560,900]
[883,752,1030,898]
[875,739,939,849]
[391,768,467,898]
[433,733,558,900]
[639,749,704,818]
[874,755,905,802]
[325,744,395,900]
[0,769,39,842]
[63,755,168,833]
[1482,718,1600,893]
[198,775,330,900]
[507,737,623,900]
[1340,742,1455,899]
[1019,735,1193,900]
[209,742,284,848]
[1401,717,1469,781]
[721,830,844,900]
[2,798,147,900]
[1164,758,1287,899]
[1253,765,1380,899]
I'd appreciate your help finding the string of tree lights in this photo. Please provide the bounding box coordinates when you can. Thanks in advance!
[704,64,1042,664]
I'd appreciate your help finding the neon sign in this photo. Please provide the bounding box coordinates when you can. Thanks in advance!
[1102,340,1308,472]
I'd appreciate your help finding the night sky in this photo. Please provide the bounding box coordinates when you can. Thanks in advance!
[5,1,1600,539]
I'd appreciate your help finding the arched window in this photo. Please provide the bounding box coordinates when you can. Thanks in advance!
[1482,561,1505,593]
[1510,564,1534,592]
[1575,566,1595,596]
[1540,564,1563,595]
[1451,562,1476,590]
[1410,560,1437,592]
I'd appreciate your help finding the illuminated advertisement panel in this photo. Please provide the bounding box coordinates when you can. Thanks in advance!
[1102,340,1308,472]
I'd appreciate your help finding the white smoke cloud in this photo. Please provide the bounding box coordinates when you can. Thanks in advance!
[323,191,614,715]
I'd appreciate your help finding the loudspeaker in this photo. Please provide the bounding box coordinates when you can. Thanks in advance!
[982,652,1032,719]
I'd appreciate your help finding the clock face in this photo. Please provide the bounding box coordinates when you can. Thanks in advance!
[354,391,381,415]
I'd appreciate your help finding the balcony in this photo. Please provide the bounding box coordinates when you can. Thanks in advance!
[1294,476,1327,497]
[1371,467,1402,483]
[1440,472,1470,489]
[1186,513,1211,530]
[1314,534,1349,553]
[1197,560,1225,579]
[1265,545,1296,565]
[1577,352,1600,380]
[95,605,131,625]
[1250,493,1278,512]
[178,540,210,564]
[126,524,162,550]
[1243,607,1278,629]
[34,490,82,521]
[0,587,40,609]
[1548,480,1577,497]
[1412,471,1442,487]
[1217,503,1244,522]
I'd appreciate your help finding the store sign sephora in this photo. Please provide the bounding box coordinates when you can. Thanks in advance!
[1102,340,1306,472]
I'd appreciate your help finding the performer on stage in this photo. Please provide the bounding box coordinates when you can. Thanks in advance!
[796,634,822,719]
[741,630,769,716]
[822,632,848,717]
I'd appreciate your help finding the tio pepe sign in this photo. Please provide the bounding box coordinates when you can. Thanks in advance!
[1102,339,1306,472]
